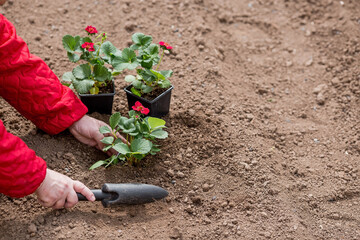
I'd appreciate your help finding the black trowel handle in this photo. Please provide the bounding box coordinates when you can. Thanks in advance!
[77,189,113,201]
[75,183,169,207]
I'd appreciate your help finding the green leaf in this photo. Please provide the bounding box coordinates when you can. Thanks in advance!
[150,129,168,139]
[99,126,111,134]
[72,79,95,94]
[105,155,118,167]
[131,33,152,48]
[160,70,173,78]
[100,41,117,57]
[112,48,139,71]
[129,44,139,51]
[150,70,165,80]
[72,64,92,80]
[146,44,159,55]
[89,160,108,170]
[131,138,152,154]
[125,75,136,83]
[150,146,161,155]
[140,59,153,69]
[132,80,143,89]
[102,145,113,152]
[142,85,153,93]
[139,69,156,83]
[101,136,114,145]
[62,72,75,82]
[159,79,171,88]
[112,142,131,155]
[112,70,121,76]
[114,138,124,145]
[62,35,81,53]
[67,52,80,62]
[148,117,166,130]
[131,87,142,97]
[109,112,121,129]
[89,86,99,94]
[93,65,110,82]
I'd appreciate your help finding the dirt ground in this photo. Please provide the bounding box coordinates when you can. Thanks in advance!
[0,0,359,239]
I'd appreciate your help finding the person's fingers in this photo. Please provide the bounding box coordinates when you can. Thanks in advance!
[106,149,114,156]
[64,190,79,208]
[92,129,106,149]
[52,198,66,209]
[38,199,53,208]
[73,181,95,202]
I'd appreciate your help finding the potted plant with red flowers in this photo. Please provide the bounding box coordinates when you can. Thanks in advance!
[121,33,174,117]
[90,101,168,169]
[61,25,123,114]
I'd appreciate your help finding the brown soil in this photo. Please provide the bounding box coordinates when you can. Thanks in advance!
[1,0,359,239]
[98,81,114,94]
[141,87,169,102]
[126,85,170,101]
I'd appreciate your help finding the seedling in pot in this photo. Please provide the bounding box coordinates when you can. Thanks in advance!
[90,101,168,169]
[123,33,173,98]
[61,25,122,94]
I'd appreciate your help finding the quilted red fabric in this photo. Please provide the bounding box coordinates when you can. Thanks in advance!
[0,14,88,197]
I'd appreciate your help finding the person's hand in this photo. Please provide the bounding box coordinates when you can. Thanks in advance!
[35,169,95,209]
[69,115,127,156]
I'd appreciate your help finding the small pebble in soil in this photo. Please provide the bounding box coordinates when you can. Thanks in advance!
[28,18,35,24]
[27,223,37,233]
[202,183,210,192]
[37,216,45,225]
[176,171,185,178]
[169,208,175,214]
[167,169,175,177]
[169,227,182,239]
[221,201,228,207]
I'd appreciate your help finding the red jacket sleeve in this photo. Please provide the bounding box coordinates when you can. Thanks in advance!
[0,14,88,135]
[0,14,87,198]
[0,120,46,197]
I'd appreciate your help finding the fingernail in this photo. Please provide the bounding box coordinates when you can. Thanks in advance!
[91,196,96,201]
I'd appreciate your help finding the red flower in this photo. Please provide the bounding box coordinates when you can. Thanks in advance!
[159,41,173,50]
[132,101,150,115]
[81,42,95,52]
[85,25,98,35]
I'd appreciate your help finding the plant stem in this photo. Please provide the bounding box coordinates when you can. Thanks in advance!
[156,49,165,71]
[112,131,117,139]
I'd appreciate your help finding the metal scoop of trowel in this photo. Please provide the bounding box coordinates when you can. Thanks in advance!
[77,183,168,207]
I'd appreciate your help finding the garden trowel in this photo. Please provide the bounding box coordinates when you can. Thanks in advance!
[77,183,168,207]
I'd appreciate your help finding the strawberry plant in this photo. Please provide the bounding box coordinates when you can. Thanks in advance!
[61,25,123,94]
[90,101,168,169]
[123,33,173,97]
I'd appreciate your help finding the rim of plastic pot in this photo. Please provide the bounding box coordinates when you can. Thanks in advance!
[124,85,174,104]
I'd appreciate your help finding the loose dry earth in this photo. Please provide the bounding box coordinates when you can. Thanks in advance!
[0,0,359,239]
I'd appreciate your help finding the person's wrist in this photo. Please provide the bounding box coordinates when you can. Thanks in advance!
[68,115,86,131]
[35,168,49,193]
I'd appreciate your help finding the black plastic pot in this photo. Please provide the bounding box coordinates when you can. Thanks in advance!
[79,85,115,114]
[124,85,174,118]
